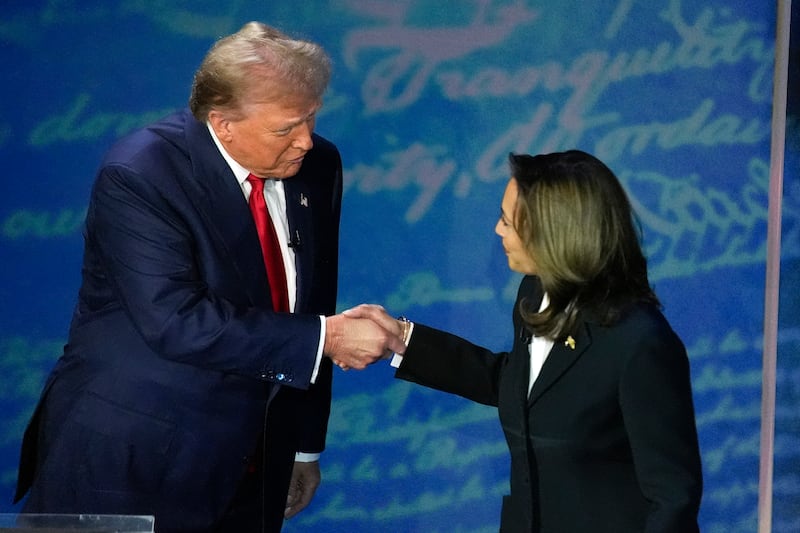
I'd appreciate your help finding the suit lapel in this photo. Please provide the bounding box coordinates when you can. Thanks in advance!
[528,321,592,406]
[512,336,533,413]
[283,176,314,312]
[179,113,272,308]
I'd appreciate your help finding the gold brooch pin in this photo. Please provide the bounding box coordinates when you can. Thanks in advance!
[564,336,576,350]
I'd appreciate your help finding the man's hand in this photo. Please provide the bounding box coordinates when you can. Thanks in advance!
[284,460,321,519]
[324,306,405,370]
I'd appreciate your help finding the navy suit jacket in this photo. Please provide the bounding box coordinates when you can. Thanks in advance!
[396,275,703,533]
[15,109,341,532]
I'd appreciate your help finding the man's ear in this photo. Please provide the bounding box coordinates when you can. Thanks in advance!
[208,110,232,142]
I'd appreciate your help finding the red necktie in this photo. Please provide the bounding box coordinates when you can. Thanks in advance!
[246,174,290,312]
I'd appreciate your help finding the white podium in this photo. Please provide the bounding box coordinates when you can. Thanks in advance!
[0,514,154,532]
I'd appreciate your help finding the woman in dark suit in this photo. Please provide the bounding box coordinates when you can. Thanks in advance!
[348,150,703,532]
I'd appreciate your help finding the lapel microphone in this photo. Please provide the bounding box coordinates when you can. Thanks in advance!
[519,328,531,344]
[288,230,302,249]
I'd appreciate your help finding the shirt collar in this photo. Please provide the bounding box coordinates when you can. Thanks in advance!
[539,292,549,312]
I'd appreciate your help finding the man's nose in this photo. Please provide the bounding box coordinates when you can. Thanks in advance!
[292,121,314,150]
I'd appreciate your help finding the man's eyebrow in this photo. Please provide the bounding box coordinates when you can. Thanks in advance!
[271,110,318,132]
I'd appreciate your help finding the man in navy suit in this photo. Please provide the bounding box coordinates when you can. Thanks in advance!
[14,22,403,533]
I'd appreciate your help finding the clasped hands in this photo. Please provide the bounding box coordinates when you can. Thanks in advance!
[323,304,404,370]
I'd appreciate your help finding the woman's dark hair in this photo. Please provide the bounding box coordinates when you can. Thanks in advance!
[509,150,659,340]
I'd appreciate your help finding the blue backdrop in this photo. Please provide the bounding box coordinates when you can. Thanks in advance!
[1,1,797,532]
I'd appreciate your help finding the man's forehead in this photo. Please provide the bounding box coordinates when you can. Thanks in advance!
[243,98,320,120]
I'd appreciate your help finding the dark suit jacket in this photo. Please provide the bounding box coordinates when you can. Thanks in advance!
[15,109,341,532]
[396,275,702,533]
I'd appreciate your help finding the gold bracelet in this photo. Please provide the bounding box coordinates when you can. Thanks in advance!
[397,316,411,346]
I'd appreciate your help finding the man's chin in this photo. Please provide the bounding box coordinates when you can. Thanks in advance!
[272,160,304,179]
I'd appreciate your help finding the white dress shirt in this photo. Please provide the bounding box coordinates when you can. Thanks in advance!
[208,124,324,462]
[528,293,554,394]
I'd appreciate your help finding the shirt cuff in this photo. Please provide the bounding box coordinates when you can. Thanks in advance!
[390,320,414,368]
[310,315,325,384]
[295,452,321,463]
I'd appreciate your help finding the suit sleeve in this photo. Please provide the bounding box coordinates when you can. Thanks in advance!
[395,275,538,407]
[619,325,703,532]
[86,164,320,387]
[395,324,507,407]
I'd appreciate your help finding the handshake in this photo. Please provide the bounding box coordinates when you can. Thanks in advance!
[323,304,406,371]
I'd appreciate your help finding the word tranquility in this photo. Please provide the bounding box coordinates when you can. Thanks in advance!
[344,0,772,114]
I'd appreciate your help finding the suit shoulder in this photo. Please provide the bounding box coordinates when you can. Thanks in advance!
[621,303,675,332]
[310,133,339,154]
[611,303,685,353]
[102,109,190,170]
[309,134,342,165]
